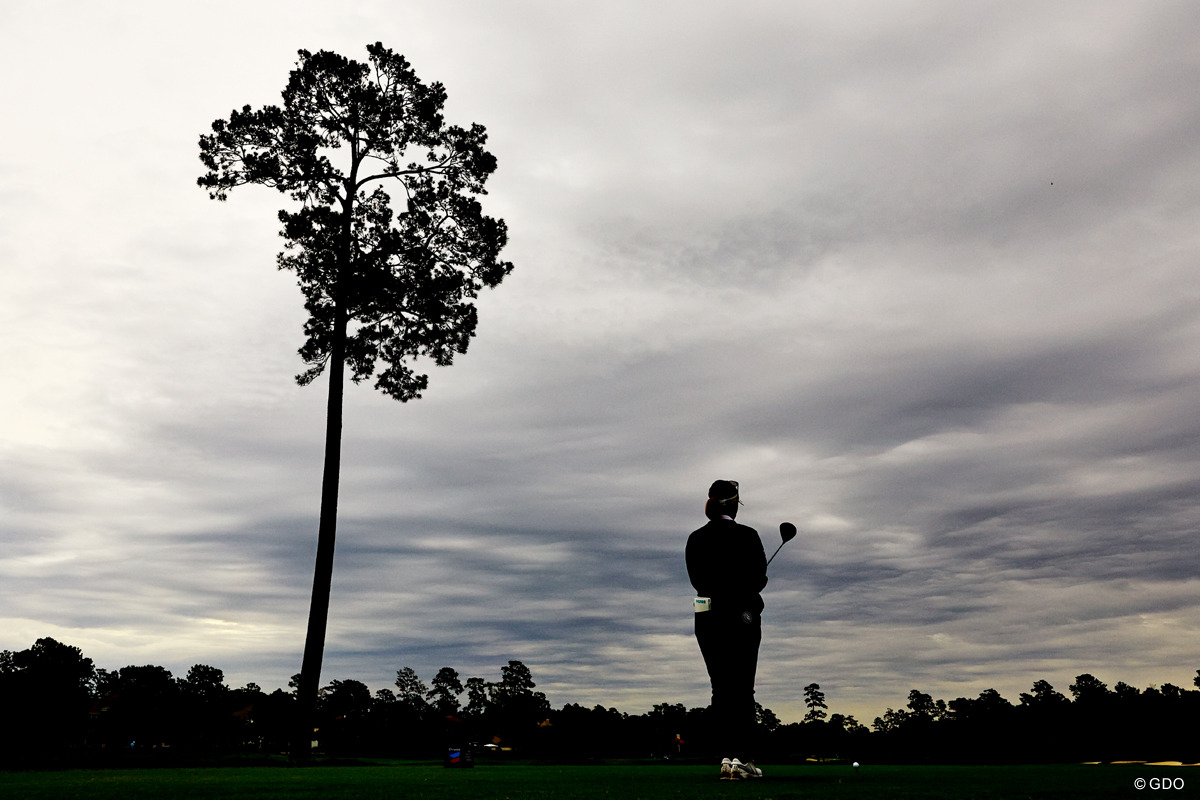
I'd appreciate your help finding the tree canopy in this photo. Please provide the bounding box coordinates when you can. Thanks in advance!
[5,636,1200,765]
[198,41,512,401]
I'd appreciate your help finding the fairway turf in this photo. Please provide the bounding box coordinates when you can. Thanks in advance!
[0,762,1191,799]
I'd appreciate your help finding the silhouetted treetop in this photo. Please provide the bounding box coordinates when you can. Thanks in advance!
[198,41,511,402]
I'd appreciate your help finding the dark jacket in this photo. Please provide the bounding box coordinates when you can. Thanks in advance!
[686,518,768,614]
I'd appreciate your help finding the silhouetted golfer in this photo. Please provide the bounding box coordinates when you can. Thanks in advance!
[686,479,767,780]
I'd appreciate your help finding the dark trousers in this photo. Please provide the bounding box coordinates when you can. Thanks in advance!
[695,608,761,759]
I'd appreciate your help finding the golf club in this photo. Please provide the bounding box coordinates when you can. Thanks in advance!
[766,522,797,568]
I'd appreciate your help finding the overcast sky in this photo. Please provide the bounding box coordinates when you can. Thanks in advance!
[3,0,1199,724]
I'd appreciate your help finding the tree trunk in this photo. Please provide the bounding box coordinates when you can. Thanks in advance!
[292,303,347,764]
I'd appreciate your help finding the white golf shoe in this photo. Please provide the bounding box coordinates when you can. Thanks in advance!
[730,758,763,779]
[719,757,733,779]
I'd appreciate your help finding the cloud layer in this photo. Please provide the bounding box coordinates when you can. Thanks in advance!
[3,0,1199,722]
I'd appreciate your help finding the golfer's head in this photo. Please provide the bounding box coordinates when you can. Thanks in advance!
[706,479,741,520]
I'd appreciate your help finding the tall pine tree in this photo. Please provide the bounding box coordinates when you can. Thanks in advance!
[198,43,511,761]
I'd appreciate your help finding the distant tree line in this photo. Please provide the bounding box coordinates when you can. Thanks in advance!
[859,674,1200,764]
[3,637,1198,766]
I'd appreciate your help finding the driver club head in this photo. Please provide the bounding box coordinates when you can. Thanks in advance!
[779,522,797,543]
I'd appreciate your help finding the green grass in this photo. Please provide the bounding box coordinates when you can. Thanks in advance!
[0,762,1191,799]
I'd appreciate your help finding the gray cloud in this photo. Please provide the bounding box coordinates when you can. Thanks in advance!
[3,0,1200,725]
